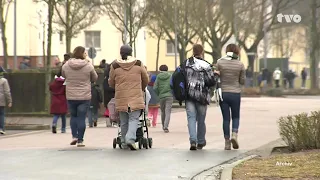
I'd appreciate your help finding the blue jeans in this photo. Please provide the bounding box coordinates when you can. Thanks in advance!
[0,107,5,131]
[88,107,98,126]
[68,100,90,142]
[52,114,66,131]
[185,100,207,144]
[119,110,141,144]
[219,92,241,139]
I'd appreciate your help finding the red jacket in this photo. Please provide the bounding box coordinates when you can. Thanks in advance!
[49,77,67,114]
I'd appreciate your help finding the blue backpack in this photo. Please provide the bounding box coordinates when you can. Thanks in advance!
[170,61,187,106]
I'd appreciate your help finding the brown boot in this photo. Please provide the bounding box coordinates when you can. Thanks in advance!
[225,139,231,150]
[231,132,239,149]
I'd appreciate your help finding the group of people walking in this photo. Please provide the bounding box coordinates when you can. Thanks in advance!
[46,43,245,151]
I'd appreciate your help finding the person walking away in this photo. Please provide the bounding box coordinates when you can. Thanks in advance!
[183,44,216,150]
[245,66,253,87]
[154,65,173,133]
[301,68,307,89]
[216,44,245,150]
[273,67,281,88]
[103,63,115,127]
[49,75,68,134]
[88,82,103,127]
[0,73,12,135]
[62,46,98,147]
[99,59,106,69]
[108,44,149,150]
[147,75,160,127]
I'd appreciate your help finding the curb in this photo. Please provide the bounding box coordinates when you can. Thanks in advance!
[5,124,50,131]
[0,130,48,139]
[220,155,258,180]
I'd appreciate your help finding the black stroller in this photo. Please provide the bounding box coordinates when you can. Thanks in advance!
[112,94,153,149]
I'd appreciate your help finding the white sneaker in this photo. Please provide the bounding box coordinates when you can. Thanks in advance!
[0,130,6,135]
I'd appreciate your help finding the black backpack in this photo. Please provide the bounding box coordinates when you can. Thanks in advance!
[170,60,187,106]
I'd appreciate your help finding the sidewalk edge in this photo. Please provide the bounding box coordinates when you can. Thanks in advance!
[220,155,258,180]
[0,130,48,139]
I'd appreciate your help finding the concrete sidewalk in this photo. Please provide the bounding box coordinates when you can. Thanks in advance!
[1,97,320,179]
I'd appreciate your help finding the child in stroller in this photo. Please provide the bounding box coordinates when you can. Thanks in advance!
[111,89,152,149]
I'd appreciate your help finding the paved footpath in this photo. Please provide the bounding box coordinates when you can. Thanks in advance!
[0,97,319,180]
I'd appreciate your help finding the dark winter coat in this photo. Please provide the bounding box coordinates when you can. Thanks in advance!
[91,84,103,110]
[49,77,67,115]
[103,64,115,107]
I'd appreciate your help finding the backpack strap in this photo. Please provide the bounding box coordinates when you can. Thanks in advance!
[134,60,142,66]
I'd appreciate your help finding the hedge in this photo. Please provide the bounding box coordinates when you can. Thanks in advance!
[5,69,104,113]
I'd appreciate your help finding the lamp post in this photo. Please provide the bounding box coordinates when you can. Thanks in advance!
[174,1,178,68]
[13,0,17,69]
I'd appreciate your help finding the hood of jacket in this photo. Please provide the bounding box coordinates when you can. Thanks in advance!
[157,71,171,80]
[115,56,138,71]
[186,57,211,71]
[67,58,89,70]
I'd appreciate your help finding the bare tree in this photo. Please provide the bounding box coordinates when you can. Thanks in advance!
[0,0,13,69]
[309,0,320,89]
[147,15,164,72]
[54,0,102,53]
[232,0,299,69]
[269,26,306,58]
[103,0,149,56]
[149,0,201,65]
[195,0,233,63]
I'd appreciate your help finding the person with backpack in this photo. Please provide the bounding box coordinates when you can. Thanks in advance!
[0,72,12,135]
[108,44,149,150]
[216,44,245,150]
[172,44,216,150]
[49,75,68,134]
[88,82,103,127]
[154,65,173,133]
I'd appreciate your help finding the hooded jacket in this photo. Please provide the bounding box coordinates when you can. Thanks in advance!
[108,56,149,112]
[62,58,98,100]
[49,76,67,114]
[154,72,172,100]
[0,77,12,107]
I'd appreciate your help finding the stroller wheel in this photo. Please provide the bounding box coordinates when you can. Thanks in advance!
[148,138,153,148]
[113,138,117,149]
[138,139,142,149]
[143,138,149,149]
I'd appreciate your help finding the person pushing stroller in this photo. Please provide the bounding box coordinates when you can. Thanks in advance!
[108,45,149,150]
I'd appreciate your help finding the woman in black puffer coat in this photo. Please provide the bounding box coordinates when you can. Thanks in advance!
[103,63,115,117]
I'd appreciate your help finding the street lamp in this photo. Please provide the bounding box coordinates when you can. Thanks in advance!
[13,0,17,69]
[174,1,178,68]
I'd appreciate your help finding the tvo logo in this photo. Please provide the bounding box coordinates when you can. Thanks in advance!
[277,13,301,23]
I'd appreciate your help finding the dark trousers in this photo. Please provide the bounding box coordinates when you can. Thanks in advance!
[0,107,5,131]
[68,100,90,142]
[219,93,241,139]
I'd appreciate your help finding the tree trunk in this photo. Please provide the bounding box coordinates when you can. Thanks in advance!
[66,35,72,54]
[310,0,319,89]
[155,33,161,73]
[247,47,258,70]
[45,0,54,112]
[42,23,46,65]
[1,21,8,69]
[133,39,136,57]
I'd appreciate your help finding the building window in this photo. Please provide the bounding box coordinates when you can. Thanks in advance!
[85,31,101,48]
[166,40,176,55]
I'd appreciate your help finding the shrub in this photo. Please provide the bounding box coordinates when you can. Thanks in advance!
[265,88,283,97]
[278,111,320,152]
